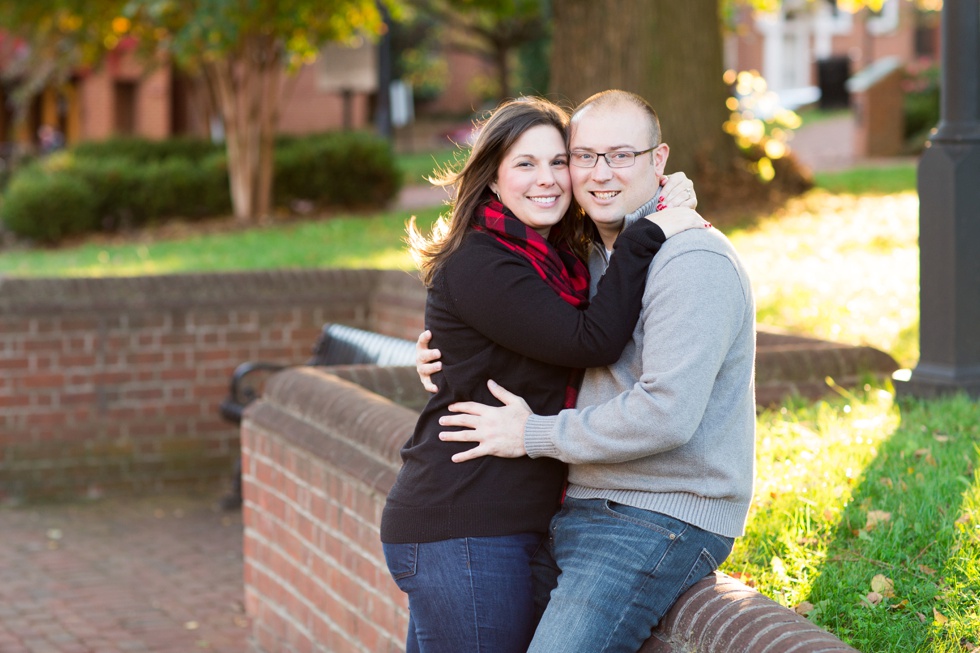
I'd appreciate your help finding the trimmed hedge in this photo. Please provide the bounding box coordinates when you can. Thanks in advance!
[275,131,402,207]
[69,136,223,163]
[1,168,99,243]
[1,131,401,243]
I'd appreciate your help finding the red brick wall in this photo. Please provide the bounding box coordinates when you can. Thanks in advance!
[240,366,861,653]
[242,368,422,653]
[0,269,425,502]
[277,64,373,135]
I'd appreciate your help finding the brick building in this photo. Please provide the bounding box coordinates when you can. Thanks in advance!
[725,0,939,107]
[0,35,492,152]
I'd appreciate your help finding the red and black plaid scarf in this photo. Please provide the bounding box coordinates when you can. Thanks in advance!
[473,200,590,408]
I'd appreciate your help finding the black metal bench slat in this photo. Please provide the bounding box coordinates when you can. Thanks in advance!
[220,323,417,425]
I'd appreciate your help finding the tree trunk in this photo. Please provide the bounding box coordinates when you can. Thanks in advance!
[496,40,511,99]
[203,35,282,223]
[253,35,282,220]
[550,0,739,190]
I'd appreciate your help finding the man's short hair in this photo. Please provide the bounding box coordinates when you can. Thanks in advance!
[571,90,662,146]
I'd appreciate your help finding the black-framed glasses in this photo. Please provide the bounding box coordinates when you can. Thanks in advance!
[569,146,658,169]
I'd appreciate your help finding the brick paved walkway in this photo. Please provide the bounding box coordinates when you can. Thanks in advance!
[0,493,248,653]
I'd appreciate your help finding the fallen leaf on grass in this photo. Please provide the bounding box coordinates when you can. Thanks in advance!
[889,598,909,610]
[961,639,977,652]
[916,612,928,623]
[728,571,756,587]
[865,510,892,531]
[863,591,884,607]
[933,432,950,443]
[934,607,949,625]
[919,564,936,575]
[794,601,814,616]
[956,513,972,525]
[771,555,787,578]
[871,574,895,598]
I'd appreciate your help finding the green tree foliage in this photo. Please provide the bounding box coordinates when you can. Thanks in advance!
[0,0,397,223]
[0,0,124,106]
[410,0,549,100]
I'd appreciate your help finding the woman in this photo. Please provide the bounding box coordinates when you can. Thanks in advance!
[380,97,705,653]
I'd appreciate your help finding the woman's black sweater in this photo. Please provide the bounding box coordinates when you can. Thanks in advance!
[380,218,666,543]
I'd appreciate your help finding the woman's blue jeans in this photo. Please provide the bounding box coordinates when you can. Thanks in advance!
[527,497,734,653]
[383,533,543,653]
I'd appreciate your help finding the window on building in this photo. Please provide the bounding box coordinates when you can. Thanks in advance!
[114,81,137,135]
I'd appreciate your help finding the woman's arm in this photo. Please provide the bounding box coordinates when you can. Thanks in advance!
[443,215,704,369]
[417,175,703,390]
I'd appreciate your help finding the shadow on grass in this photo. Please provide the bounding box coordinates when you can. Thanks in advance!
[806,394,980,652]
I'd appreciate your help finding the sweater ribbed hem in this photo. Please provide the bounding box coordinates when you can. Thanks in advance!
[564,485,750,538]
[524,414,561,459]
[380,498,558,544]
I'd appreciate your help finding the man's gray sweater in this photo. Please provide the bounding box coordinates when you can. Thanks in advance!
[523,199,756,538]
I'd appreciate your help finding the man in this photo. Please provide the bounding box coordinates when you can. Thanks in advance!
[423,90,756,652]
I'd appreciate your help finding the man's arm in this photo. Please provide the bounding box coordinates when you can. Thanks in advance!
[442,245,750,464]
[416,330,441,394]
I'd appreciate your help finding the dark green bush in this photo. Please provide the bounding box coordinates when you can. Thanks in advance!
[903,65,940,144]
[70,136,222,164]
[275,131,402,207]
[136,155,232,221]
[63,154,232,228]
[1,168,99,243]
[66,156,146,230]
[1,131,399,243]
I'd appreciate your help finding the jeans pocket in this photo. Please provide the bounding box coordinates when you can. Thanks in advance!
[601,500,680,540]
[383,542,418,581]
[676,546,722,603]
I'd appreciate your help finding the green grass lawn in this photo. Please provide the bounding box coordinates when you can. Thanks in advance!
[397,148,460,184]
[814,164,918,195]
[739,387,979,652]
[2,156,975,650]
[0,206,443,277]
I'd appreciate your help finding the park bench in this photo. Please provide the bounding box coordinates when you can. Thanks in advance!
[218,322,418,508]
[219,322,419,425]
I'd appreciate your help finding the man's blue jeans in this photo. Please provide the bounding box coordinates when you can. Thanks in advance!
[528,497,734,653]
[383,533,543,653]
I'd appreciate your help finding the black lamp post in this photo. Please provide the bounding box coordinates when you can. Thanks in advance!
[895,0,980,399]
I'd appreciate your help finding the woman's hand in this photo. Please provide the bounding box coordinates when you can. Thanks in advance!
[657,172,697,210]
[645,206,711,238]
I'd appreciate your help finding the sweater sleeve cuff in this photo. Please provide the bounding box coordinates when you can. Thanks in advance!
[615,218,667,252]
[524,414,561,459]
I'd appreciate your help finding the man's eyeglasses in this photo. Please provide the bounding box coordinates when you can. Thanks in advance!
[569,146,658,169]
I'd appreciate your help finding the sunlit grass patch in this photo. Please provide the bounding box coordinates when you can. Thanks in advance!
[815,164,917,195]
[727,389,980,652]
[0,206,444,277]
[731,190,920,367]
[728,384,902,608]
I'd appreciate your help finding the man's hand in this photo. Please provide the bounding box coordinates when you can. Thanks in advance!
[416,330,442,393]
[439,380,532,463]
